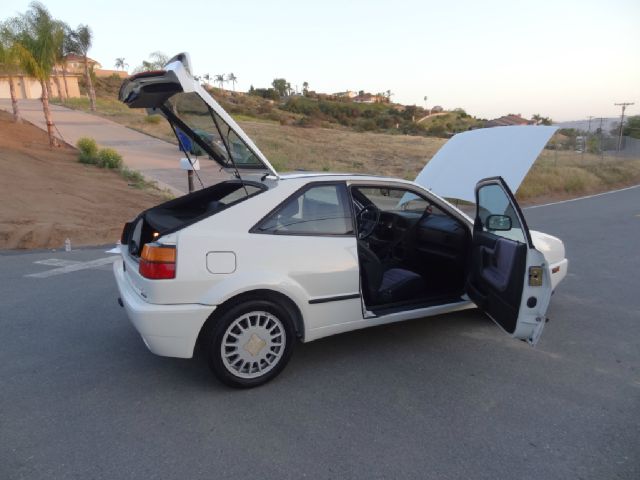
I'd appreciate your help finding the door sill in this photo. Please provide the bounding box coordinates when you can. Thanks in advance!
[367,293,465,317]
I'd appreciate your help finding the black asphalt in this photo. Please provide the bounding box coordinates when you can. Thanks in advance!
[1,186,639,479]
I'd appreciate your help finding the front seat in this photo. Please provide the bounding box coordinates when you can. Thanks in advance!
[358,241,425,305]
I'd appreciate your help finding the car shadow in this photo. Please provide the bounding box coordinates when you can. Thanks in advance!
[105,308,495,393]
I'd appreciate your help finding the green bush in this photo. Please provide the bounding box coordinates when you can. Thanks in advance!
[144,114,162,124]
[97,148,123,169]
[120,167,147,188]
[76,137,98,164]
[78,151,97,164]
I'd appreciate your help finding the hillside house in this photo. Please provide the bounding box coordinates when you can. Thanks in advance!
[0,73,81,100]
[63,54,127,78]
[333,90,357,99]
[353,93,386,104]
[485,114,533,128]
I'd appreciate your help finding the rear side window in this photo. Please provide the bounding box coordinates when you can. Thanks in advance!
[255,183,354,235]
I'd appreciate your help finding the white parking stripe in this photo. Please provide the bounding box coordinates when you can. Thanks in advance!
[27,256,119,278]
[525,184,640,209]
[34,259,82,267]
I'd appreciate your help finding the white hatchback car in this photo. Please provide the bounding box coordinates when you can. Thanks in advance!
[114,53,568,388]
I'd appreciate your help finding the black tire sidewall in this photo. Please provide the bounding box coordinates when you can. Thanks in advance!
[208,299,295,388]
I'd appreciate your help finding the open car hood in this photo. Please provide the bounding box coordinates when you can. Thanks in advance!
[119,53,278,178]
[413,126,557,202]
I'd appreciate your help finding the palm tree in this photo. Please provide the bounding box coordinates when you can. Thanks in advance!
[12,2,65,146]
[67,24,96,112]
[202,73,210,85]
[214,74,224,89]
[302,81,309,95]
[0,24,29,122]
[227,73,237,91]
[114,57,128,71]
[135,51,168,72]
[57,25,75,100]
[50,22,72,101]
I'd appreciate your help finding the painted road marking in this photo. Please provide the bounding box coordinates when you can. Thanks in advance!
[34,258,82,267]
[27,256,119,278]
[525,184,640,210]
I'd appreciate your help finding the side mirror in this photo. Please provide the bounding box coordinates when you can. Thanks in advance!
[486,214,512,231]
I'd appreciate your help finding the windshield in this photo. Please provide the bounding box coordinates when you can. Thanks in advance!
[162,92,263,169]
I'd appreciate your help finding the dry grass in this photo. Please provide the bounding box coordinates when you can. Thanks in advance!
[239,121,444,178]
[55,97,640,202]
[519,150,640,202]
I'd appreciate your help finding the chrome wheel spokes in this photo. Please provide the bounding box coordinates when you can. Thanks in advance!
[221,311,286,379]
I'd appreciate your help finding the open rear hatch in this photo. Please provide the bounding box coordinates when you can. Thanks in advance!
[119,52,278,178]
[121,180,266,258]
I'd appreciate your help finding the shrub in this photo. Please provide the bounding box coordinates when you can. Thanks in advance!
[97,148,123,169]
[297,116,321,128]
[120,167,148,188]
[76,137,98,164]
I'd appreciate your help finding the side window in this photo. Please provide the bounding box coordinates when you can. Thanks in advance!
[256,184,354,235]
[477,184,526,243]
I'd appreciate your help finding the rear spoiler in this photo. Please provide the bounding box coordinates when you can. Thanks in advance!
[118,70,183,109]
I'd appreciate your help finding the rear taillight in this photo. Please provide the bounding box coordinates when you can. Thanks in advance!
[139,244,176,279]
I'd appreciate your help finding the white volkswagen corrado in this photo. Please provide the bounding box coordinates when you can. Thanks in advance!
[114,53,568,388]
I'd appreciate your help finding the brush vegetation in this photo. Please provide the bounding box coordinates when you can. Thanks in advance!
[56,78,640,203]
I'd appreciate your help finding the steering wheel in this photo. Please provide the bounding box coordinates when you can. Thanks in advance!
[357,204,380,239]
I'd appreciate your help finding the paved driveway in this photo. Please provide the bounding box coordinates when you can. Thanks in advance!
[1,187,639,479]
[0,99,230,195]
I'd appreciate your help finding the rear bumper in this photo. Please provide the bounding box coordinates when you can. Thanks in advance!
[113,258,214,358]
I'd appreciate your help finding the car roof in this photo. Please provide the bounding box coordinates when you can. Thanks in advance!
[276,171,412,184]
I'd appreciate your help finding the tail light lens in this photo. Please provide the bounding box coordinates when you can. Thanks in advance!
[139,244,176,279]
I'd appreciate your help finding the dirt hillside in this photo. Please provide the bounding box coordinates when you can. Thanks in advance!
[0,111,164,249]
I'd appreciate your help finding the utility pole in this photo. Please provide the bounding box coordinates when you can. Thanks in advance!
[614,102,634,151]
[599,117,604,160]
[582,116,593,160]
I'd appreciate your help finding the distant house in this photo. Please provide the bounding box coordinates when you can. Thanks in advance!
[0,72,81,100]
[485,114,534,128]
[353,93,386,104]
[0,53,123,101]
[63,54,127,78]
[63,54,100,74]
[333,90,357,99]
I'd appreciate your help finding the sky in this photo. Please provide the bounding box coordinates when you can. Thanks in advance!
[1,0,638,121]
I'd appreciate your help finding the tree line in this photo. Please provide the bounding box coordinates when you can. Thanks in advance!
[0,1,97,146]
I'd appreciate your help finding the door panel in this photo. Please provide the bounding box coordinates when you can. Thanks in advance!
[468,177,552,345]
[467,231,527,334]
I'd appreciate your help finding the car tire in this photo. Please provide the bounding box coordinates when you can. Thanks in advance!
[207,299,295,388]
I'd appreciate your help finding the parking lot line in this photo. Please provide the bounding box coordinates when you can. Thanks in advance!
[26,256,119,278]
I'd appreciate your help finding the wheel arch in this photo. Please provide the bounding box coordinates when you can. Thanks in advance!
[196,289,305,349]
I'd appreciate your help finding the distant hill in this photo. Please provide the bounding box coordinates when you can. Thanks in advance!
[555,118,618,133]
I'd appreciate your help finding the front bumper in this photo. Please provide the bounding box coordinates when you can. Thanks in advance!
[113,258,214,358]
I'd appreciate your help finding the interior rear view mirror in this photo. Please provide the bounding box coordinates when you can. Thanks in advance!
[486,214,512,231]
